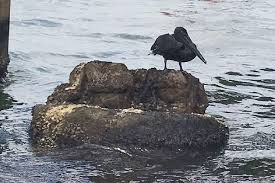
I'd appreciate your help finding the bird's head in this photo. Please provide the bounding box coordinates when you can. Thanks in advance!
[174,27,188,36]
[174,27,207,64]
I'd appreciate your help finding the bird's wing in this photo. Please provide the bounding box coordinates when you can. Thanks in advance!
[151,34,183,54]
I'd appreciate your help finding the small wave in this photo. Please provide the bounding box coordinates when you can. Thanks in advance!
[93,51,122,58]
[250,70,260,73]
[160,11,179,17]
[35,67,51,73]
[13,19,62,28]
[112,33,153,41]
[260,68,275,72]
[245,132,275,149]
[225,71,243,76]
[10,52,31,62]
[215,158,275,177]
[246,74,260,77]
[215,76,254,87]
[0,130,8,154]
[215,77,275,91]
[208,89,253,105]
[71,33,104,39]
[250,79,275,85]
[252,104,274,108]
[80,18,94,22]
[253,110,275,119]
[255,97,274,102]
[48,52,90,59]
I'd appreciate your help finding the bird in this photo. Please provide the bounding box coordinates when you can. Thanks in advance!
[150,27,207,71]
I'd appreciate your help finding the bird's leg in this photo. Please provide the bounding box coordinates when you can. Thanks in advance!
[179,62,190,78]
[179,62,183,71]
[163,58,167,70]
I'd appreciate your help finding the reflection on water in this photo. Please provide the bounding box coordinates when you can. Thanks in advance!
[0,0,275,182]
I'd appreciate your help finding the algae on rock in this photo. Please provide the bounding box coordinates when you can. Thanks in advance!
[31,61,228,150]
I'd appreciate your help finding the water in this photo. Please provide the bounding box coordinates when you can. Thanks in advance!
[1,0,275,182]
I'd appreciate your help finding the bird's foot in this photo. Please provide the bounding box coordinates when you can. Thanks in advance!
[163,68,169,74]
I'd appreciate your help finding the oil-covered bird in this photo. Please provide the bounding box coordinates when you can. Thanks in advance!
[150,27,207,71]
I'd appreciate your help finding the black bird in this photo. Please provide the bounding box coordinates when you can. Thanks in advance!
[150,27,207,71]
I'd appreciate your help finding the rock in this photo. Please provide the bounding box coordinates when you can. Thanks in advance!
[31,104,228,149]
[31,60,228,150]
[47,60,208,113]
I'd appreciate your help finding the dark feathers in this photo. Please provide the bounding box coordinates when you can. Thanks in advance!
[150,27,206,70]
[151,34,183,55]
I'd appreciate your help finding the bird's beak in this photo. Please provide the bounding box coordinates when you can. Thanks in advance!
[148,51,153,56]
[182,35,207,64]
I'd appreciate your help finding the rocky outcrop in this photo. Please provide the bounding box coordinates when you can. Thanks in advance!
[47,61,208,113]
[31,104,228,149]
[31,60,228,150]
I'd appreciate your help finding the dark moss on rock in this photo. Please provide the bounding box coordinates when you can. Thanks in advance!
[31,60,228,150]
[31,104,228,149]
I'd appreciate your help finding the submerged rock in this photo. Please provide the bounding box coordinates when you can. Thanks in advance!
[31,60,228,150]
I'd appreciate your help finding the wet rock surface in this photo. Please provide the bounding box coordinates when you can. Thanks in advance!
[47,60,208,113]
[31,61,228,149]
[31,104,228,149]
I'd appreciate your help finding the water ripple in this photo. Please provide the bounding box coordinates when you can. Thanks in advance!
[93,51,123,58]
[112,33,153,41]
[225,71,243,76]
[13,19,62,28]
[215,77,275,91]
[208,89,253,105]
[260,68,275,72]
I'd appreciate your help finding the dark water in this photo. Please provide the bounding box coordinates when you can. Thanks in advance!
[1,0,275,182]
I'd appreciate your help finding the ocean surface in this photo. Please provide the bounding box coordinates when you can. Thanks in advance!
[1,0,275,182]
